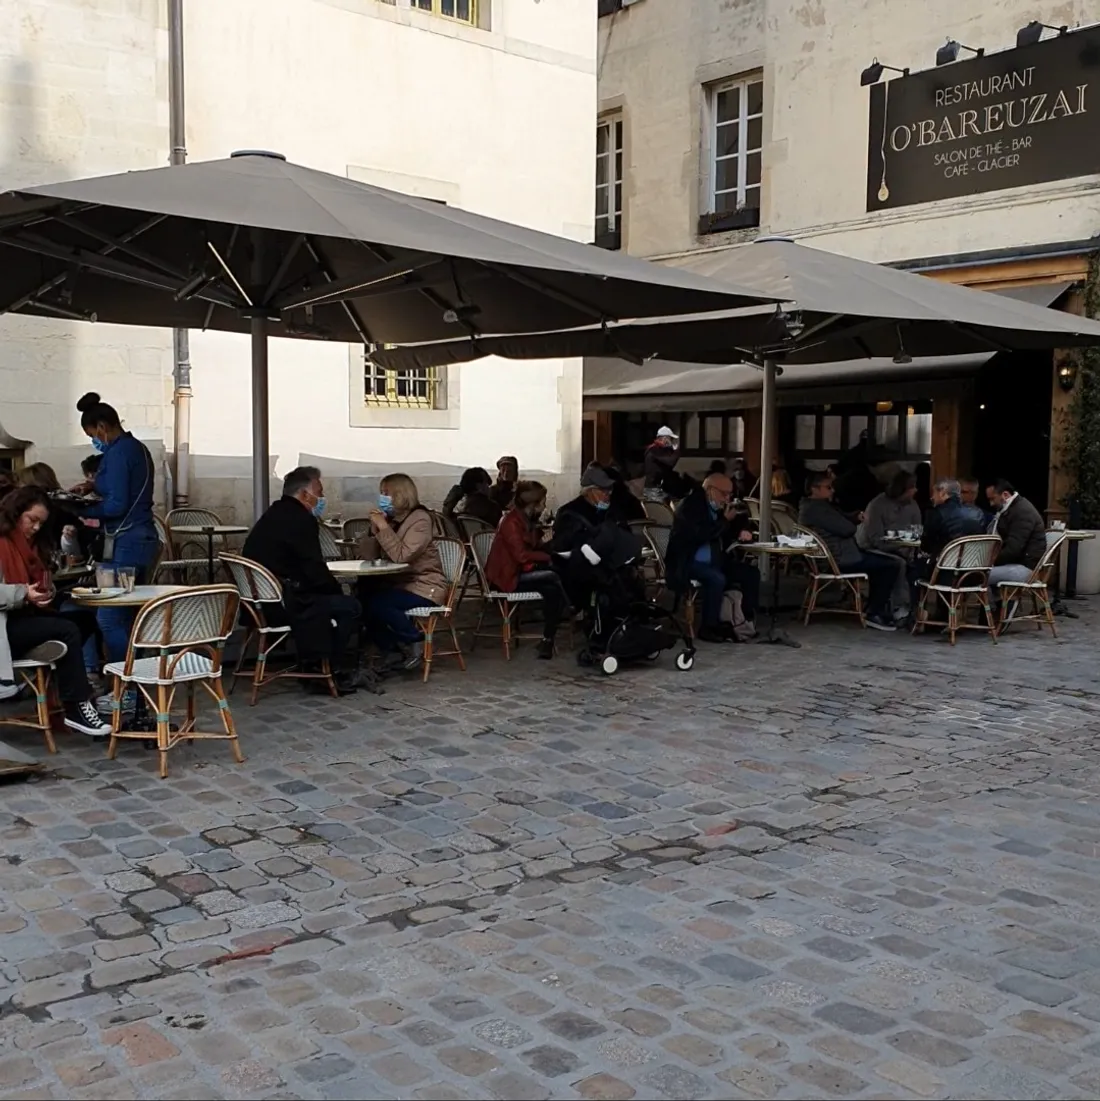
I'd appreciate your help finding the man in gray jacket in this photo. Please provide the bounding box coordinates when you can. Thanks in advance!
[799,471,901,631]
[857,470,922,620]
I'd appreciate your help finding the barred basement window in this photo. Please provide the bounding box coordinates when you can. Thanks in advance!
[364,350,440,409]
[409,0,476,24]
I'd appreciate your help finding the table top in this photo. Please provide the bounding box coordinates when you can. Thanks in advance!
[170,524,250,535]
[328,559,408,577]
[882,537,921,548]
[741,542,815,555]
[71,584,190,607]
[1053,529,1096,541]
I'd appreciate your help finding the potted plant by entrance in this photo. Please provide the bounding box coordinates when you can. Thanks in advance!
[1059,252,1100,594]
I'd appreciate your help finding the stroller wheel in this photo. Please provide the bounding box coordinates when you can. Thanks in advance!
[577,649,595,668]
[675,650,695,671]
[601,655,619,676]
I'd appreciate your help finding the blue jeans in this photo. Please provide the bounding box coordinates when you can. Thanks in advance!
[688,563,727,628]
[98,530,159,662]
[366,587,423,649]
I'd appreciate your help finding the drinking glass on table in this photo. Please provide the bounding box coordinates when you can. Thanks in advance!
[95,565,116,590]
[117,566,136,593]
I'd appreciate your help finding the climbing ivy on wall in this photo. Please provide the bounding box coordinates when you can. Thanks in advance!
[1060,252,1100,528]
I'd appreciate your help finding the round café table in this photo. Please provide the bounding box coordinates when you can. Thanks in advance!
[740,542,815,647]
[328,559,408,578]
[70,584,190,607]
[168,525,250,584]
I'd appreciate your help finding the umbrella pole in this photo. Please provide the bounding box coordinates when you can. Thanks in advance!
[251,316,270,519]
[757,357,777,564]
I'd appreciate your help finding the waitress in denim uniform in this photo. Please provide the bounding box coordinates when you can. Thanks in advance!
[76,393,158,664]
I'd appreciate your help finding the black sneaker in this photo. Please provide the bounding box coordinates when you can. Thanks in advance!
[536,638,554,660]
[865,613,897,632]
[696,626,729,643]
[64,700,112,738]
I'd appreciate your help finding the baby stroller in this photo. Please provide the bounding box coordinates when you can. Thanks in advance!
[572,544,695,677]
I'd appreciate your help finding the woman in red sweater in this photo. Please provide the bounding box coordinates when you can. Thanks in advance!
[484,481,569,659]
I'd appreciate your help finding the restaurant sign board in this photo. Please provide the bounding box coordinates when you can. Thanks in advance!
[866,29,1100,211]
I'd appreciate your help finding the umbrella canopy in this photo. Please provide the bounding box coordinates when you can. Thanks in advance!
[0,152,776,343]
[0,152,781,516]
[372,238,1100,370]
[371,237,1100,554]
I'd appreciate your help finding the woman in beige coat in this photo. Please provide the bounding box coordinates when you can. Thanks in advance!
[358,473,445,667]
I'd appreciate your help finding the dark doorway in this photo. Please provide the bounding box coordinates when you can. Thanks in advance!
[972,352,1052,511]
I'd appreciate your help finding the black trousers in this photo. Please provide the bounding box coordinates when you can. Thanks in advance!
[7,612,88,703]
[516,570,568,638]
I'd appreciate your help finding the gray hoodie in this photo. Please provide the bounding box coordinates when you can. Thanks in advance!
[798,497,861,570]
[857,492,922,553]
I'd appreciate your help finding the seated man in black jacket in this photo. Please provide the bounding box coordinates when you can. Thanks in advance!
[242,466,361,694]
[666,474,759,643]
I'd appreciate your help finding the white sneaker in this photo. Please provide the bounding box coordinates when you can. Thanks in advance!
[64,701,112,738]
[0,683,19,702]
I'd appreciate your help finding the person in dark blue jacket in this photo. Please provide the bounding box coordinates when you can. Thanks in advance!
[76,392,158,668]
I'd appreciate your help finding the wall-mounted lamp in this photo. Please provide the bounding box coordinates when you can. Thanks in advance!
[1058,358,1078,392]
[935,39,985,66]
[1016,20,1067,48]
[875,400,894,413]
[859,58,910,86]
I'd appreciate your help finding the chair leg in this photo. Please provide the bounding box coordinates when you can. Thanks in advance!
[471,603,487,652]
[321,658,338,698]
[212,676,244,764]
[106,675,124,760]
[250,630,269,707]
[1042,587,1058,636]
[980,593,997,642]
[421,616,436,683]
[499,601,512,660]
[450,620,467,672]
[156,684,170,779]
[852,582,865,626]
[34,668,56,755]
[230,625,255,695]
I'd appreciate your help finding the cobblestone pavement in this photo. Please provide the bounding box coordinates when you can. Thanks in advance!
[5,600,1100,1100]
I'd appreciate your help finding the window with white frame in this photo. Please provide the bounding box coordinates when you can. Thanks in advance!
[409,0,476,24]
[595,115,624,249]
[704,74,763,231]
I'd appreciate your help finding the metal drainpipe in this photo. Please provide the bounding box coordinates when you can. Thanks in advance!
[168,0,191,507]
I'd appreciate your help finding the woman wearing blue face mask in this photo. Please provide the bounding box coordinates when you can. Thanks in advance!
[76,393,158,700]
[357,473,446,671]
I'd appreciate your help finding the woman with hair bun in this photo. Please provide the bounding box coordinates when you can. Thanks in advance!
[76,393,157,693]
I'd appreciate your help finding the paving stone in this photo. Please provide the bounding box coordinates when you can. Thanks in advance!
[995,974,1077,1007]
[813,1002,896,1035]
[637,1063,711,1100]
[886,1029,974,1067]
[521,1045,582,1078]
[572,1072,636,1100]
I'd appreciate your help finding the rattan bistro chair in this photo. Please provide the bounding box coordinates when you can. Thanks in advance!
[795,524,869,627]
[996,531,1066,637]
[2,651,65,754]
[912,534,1001,645]
[103,585,243,778]
[220,553,339,704]
[407,538,468,682]
[152,515,208,586]
[469,530,543,659]
[643,523,700,634]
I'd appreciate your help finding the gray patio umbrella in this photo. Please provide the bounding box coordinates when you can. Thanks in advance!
[373,237,1100,544]
[0,151,778,514]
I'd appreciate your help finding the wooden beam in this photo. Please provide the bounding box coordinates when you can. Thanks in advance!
[924,253,1089,289]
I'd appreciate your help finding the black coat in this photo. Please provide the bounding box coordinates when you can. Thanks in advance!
[242,496,339,597]
[921,497,986,560]
[665,487,750,593]
[994,494,1046,568]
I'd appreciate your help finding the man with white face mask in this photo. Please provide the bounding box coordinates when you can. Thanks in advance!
[243,466,362,694]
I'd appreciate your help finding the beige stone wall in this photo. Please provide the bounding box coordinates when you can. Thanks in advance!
[599,0,1100,263]
[0,0,594,519]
